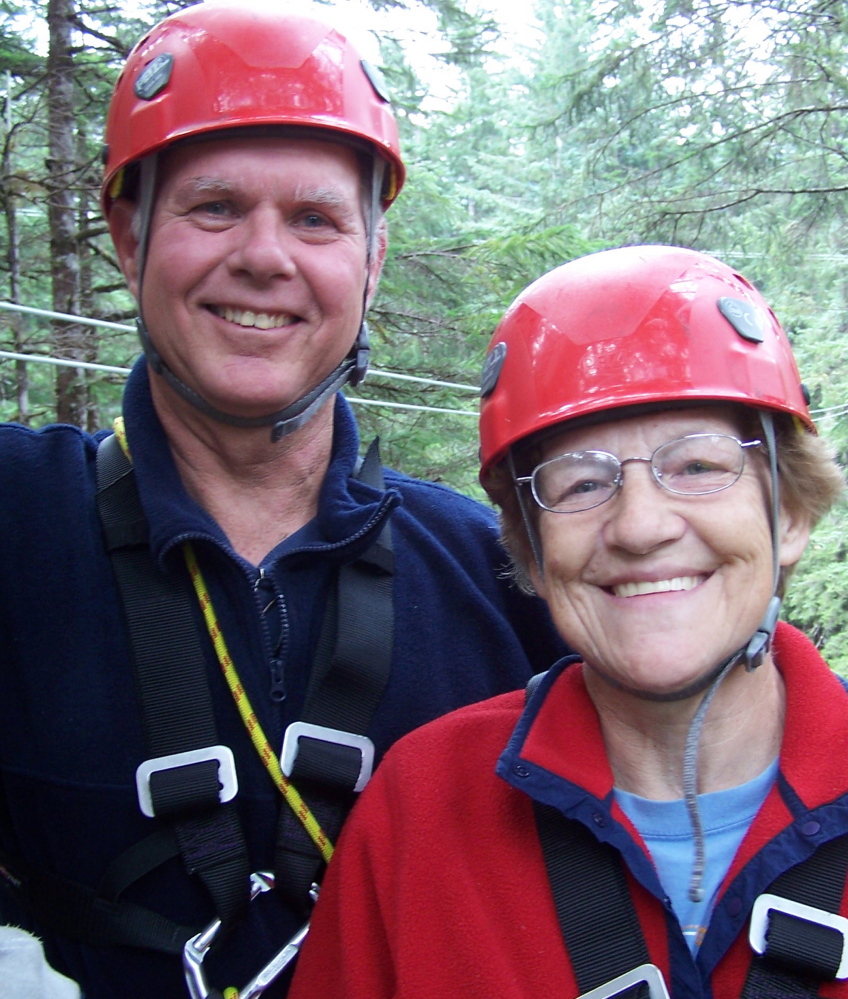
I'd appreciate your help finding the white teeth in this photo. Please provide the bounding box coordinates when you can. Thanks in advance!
[613,576,704,598]
[217,306,294,329]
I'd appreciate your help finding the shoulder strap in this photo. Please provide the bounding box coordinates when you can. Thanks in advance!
[0,434,253,954]
[96,433,250,934]
[535,802,652,998]
[742,833,848,997]
[274,436,395,910]
[537,758,848,999]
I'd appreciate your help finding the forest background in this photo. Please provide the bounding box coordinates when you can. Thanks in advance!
[1,0,847,668]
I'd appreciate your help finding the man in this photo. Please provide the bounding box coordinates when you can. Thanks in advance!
[0,4,563,998]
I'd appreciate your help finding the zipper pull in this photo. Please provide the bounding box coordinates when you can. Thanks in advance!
[269,659,286,702]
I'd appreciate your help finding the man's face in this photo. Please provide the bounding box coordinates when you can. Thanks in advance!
[117,136,376,420]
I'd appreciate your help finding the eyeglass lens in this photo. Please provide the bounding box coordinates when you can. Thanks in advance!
[532,434,755,513]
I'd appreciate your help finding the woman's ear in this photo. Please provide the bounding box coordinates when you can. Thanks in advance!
[778,501,812,569]
[108,200,141,301]
[528,558,548,601]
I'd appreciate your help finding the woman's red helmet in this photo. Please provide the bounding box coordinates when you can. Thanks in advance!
[479,245,813,484]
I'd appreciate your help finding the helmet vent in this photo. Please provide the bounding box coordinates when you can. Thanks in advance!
[361,60,391,103]
[134,53,174,101]
[718,296,765,344]
[480,342,507,398]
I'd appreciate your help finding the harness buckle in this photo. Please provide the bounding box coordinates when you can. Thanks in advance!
[281,722,375,793]
[135,745,238,818]
[749,892,848,979]
[576,964,671,999]
[182,872,317,999]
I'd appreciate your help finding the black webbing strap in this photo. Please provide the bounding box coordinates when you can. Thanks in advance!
[535,802,651,998]
[0,849,194,954]
[742,834,848,997]
[0,778,198,952]
[96,432,250,934]
[274,437,394,910]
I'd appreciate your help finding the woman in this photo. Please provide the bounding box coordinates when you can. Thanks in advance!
[288,246,845,998]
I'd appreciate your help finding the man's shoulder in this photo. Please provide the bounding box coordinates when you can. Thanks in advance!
[379,688,525,782]
[382,467,498,528]
[0,421,102,470]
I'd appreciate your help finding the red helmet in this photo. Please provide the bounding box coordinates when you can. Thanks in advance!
[479,245,813,481]
[101,1,405,216]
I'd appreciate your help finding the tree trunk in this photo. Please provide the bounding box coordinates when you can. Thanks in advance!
[1,72,29,423]
[47,0,85,425]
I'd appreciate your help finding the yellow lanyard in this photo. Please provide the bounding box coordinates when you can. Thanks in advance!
[112,418,334,867]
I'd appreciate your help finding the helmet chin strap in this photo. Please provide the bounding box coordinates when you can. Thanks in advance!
[132,150,384,442]
[681,409,782,904]
[136,316,369,441]
[744,410,782,670]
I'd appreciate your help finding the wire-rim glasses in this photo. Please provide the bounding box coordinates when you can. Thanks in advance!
[516,434,763,514]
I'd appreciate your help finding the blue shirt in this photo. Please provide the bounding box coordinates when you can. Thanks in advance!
[615,759,779,952]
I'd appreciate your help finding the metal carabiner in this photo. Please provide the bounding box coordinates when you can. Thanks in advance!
[237,919,310,999]
[182,871,316,999]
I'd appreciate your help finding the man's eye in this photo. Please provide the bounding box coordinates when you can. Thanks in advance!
[199,201,231,215]
[186,200,234,220]
[299,212,330,228]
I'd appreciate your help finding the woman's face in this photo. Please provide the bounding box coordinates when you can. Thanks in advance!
[529,407,810,697]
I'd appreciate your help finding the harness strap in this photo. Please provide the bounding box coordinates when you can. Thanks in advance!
[535,802,651,998]
[97,432,251,933]
[742,834,848,997]
[274,436,394,911]
[529,679,848,999]
[0,431,395,954]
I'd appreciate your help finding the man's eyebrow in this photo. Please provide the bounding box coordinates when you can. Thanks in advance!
[170,176,236,203]
[292,184,354,212]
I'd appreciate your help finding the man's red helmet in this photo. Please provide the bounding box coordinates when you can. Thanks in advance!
[479,245,813,482]
[101,1,405,216]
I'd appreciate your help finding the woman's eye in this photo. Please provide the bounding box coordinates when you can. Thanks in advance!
[683,461,716,475]
[569,478,603,495]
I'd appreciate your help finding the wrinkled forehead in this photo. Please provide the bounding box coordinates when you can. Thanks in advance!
[125,128,377,223]
[159,132,366,192]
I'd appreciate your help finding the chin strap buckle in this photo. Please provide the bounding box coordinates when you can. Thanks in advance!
[745,595,782,671]
[349,322,370,388]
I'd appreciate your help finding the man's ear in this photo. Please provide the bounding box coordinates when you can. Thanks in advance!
[364,218,387,308]
[108,199,141,301]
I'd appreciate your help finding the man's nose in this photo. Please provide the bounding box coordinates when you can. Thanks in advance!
[228,208,298,281]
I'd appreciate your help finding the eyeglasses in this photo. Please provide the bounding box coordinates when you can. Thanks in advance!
[517,434,762,514]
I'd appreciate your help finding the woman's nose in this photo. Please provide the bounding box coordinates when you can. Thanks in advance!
[603,461,686,555]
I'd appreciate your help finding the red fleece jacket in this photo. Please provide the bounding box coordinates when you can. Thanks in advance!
[289,623,848,999]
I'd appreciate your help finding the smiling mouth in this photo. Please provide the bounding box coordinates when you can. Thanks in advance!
[612,575,707,598]
[210,306,299,330]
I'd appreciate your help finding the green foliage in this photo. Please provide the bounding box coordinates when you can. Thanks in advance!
[1,0,847,651]
[784,509,848,676]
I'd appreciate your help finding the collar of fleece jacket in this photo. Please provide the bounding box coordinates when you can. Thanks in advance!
[498,620,848,994]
